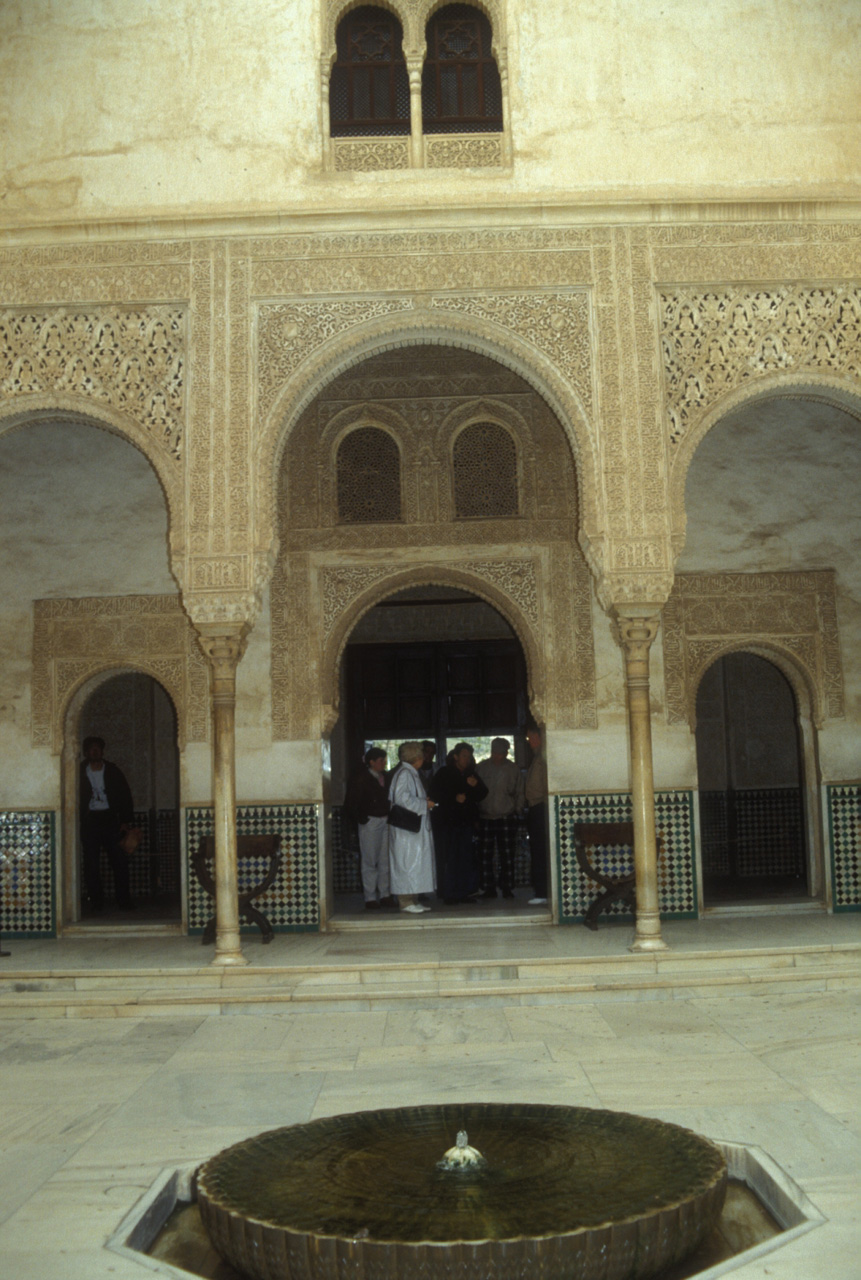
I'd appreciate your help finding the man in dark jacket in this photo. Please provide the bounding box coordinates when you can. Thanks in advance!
[429,742,488,903]
[79,736,135,911]
[344,747,396,909]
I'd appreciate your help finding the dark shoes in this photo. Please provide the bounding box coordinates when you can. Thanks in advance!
[480,888,498,899]
[379,896,399,909]
[364,900,380,910]
[502,889,515,899]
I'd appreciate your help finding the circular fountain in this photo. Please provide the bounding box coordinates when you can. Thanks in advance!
[196,1103,727,1280]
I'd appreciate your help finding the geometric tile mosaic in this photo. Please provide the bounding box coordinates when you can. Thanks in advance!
[96,809,181,906]
[556,791,697,924]
[827,783,861,911]
[0,810,55,937]
[185,804,319,932]
[700,788,805,879]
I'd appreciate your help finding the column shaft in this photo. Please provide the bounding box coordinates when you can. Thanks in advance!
[198,627,249,966]
[618,614,667,952]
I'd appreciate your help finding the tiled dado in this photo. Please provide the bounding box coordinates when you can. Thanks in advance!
[556,792,698,924]
[826,783,861,911]
[0,810,55,937]
[185,805,320,932]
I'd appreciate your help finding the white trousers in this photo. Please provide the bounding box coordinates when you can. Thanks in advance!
[359,815,390,901]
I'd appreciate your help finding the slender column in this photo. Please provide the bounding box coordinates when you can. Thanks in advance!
[617,612,667,952]
[197,625,249,966]
[407,55,423,168]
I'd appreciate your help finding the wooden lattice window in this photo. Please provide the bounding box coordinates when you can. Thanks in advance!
[337,427,402,523]
[422,4,502,134]
[330,6,410,137]
[453,422,518,518]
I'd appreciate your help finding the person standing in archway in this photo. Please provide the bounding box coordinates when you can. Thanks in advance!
[79,736,135,911]
[429,742,488,903]
[388,742,436,913]
[344,747,397,910]
[525,728,549,905]
[476,737,524,899]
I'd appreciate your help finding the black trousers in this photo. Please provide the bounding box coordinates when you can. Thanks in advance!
[81,810,131,908]
[478,816,517,893]
[526,802,549,897]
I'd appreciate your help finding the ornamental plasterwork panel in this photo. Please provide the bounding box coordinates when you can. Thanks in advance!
[332,139,411,172]
[425,136,504,169]
[660,286,861,448]
[32,595,209,752]
[0,306,186,461]
[662,570,844,728]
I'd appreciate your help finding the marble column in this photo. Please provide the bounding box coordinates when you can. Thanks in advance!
[197,625,249,966]
[617,612,667,952]
[407,55,424,168]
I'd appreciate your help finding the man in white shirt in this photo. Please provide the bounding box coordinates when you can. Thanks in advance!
[475,737,524,899]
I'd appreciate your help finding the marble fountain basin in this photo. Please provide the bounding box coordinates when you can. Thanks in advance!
[195,1103,728,1280]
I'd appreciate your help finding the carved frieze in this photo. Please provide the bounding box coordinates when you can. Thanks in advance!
[425,136,504,169]
[332,139,411,171]
[32,595,208,751]
[660,286,861,448]
[662,570,844,727]
[0,306,186,460]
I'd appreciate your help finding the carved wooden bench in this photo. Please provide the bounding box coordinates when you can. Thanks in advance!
[574,822,663,931]
[192,834,283,945]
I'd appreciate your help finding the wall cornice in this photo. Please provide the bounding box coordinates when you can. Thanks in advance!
[3,201,861,248]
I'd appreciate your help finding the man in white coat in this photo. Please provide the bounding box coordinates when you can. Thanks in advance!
[388,741,437,913]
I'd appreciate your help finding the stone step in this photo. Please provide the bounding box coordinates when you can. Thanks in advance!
[0,944,857,1017]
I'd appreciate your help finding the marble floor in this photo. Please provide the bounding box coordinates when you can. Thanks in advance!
[0,915,859,1278]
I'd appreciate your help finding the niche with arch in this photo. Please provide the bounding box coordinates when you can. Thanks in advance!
[76,671,181,920]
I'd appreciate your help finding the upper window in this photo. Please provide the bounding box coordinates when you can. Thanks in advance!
[330,6,410,137]
[422,4,502,134]
[453,422,518,518]
[337,427,402,523]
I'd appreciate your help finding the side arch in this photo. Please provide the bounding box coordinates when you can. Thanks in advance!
[689,639,820,732]
[258,312,599,577]
[0,395,185,570]
[669,374,861,555]
[320,564,546,735]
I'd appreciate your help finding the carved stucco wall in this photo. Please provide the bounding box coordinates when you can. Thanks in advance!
[32,595,209,753]
[662,571,844,730]
[271,348,597,739]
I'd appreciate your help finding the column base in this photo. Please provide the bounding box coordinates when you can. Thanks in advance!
[629,932,669,953]
[212,944,249,967]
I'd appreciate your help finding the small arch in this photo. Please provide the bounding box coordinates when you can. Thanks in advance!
[61,666,182,927]
[693,647,823,906]
[336,424,403,523]
[329,4,411,137]
[452,419,519,518]
[321,564,546,730]
[422,4,502,134]
[670,374,861,554]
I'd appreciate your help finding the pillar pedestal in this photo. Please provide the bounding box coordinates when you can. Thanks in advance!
[197,625,249,967]
[617,612,668,953]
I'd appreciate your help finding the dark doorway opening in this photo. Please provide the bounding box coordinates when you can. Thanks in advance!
[696,653,808,906]
[331,586,540,919]
[78,672,181,924]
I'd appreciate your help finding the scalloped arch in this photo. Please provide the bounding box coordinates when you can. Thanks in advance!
[670,373,861,554]
[259,312,598,572]
[689,640,819,732]
[320,564,545,730]
[0,395,183,564]
[58,661,185,755]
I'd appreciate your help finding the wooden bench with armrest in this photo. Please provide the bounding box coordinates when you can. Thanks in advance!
[574,822,663,931]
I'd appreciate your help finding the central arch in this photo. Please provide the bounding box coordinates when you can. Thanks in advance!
[322,563,546,733]
[257,310,600,582]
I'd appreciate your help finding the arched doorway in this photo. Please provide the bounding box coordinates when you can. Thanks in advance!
[75,671,181,923]
[696,652,809,906]
[331,585,536,918]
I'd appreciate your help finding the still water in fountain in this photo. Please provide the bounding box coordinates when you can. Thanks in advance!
[198,1104,726,1245]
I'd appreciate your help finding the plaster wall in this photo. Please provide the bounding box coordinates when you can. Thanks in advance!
[1,0,858,230]
[0,420,176,807]
[677,398,861,784]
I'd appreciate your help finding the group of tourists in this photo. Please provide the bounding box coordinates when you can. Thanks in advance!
[344,732,549,916]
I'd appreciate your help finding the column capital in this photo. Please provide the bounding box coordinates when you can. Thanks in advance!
[614,611,661,664]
